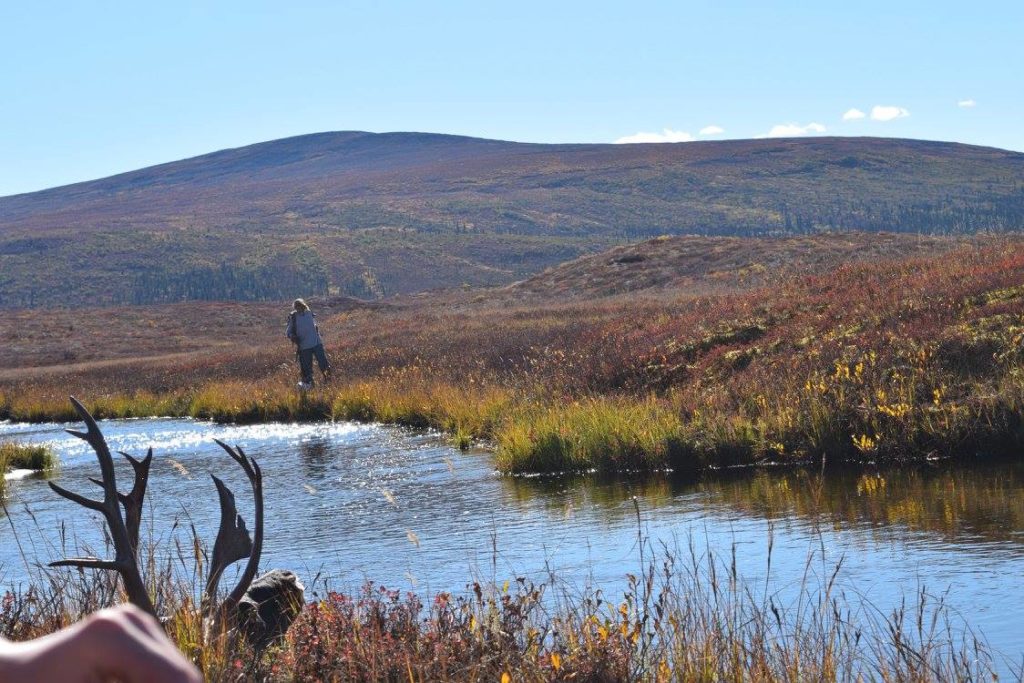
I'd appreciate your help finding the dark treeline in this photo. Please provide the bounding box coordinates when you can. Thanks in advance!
[612,194,1024,239]
[127,264,329,304]
[777,189,1024,235]
[2,190,1023,308]
[571,190,1024,240]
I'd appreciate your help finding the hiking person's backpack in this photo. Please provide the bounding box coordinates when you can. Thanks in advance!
[288,312,300,348]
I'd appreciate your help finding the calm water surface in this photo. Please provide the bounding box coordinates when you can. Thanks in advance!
[2,418,1023,671]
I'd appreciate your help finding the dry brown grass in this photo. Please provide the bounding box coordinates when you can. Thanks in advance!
[0,530,1003,682]
[2,234,1023,473]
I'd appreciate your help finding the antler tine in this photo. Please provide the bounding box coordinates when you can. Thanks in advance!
[118,448,153,556]
[206,440,265,615]
[83,450,152,556]
[49,482,105,512]
[48,397,156,617]
[213,439,258,477]
[225,467,263,609]
[203,474,253,613]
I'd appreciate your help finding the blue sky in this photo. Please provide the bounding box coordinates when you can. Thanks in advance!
[1,0,1021,197]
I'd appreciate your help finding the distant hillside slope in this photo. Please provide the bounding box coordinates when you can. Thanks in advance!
[3,233,1009,376]
[499,232,993,301]
[1,132,1022,307]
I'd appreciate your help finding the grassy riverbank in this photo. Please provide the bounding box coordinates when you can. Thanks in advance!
[0,538,1004,682]
[2,238,1023,474]
[0,442,56,497]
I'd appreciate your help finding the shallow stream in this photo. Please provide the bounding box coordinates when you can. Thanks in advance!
[2,418,1022,672]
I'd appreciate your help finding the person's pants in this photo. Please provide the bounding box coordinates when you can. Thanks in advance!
[298,344,331,385]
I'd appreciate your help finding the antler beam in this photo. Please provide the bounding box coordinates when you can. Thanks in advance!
[204,440,264,618]
[88,447,152,556]
[48,397,155,617]
[119,448,153,555]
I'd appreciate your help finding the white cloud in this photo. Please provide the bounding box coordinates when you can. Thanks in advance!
[614,128,695,144]
[957,99,976,108]
[842,108,866,121]
[870,105,910,121]
[699,125,725,135]
[763,122,827,138]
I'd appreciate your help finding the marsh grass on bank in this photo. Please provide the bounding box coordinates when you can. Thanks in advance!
[2,241,1023,474]
[0,441,57,497]
[0,442,55,472]
[0,511,1007,682]
[2,340,1022,476]
[494,397,693,474]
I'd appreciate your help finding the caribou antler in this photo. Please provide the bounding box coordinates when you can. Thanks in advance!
[119,448,153,555]
[45,397,293,644]
[203,475,252,605]
[89,447,152,556]
[48,397,156,617]
[204,439,264,618]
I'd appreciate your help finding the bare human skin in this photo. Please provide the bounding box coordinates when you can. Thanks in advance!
[0,604,201,683]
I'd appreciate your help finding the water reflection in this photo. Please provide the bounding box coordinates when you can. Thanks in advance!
[500,473,677,516]
[703,464,1024,546]
[298,437,333,479]
[502,462,1024,549]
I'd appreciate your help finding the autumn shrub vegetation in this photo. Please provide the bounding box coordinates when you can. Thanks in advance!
[0,533,1003,682]
[2,239,1023,474]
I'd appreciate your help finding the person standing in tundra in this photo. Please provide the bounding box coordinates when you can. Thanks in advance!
[286,298,332,389]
